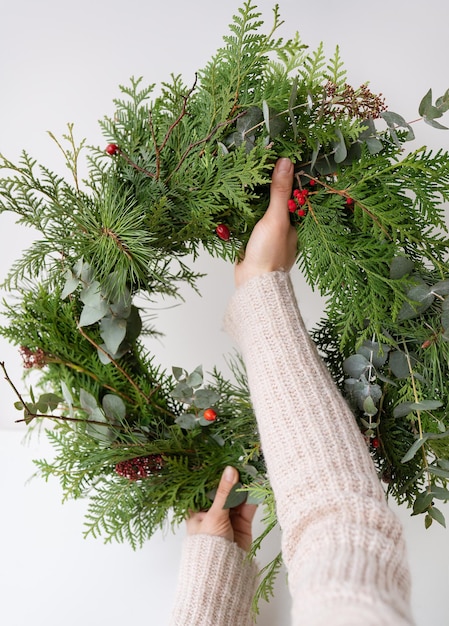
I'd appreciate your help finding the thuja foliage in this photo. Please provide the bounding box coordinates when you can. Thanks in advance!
[1,0,449,607]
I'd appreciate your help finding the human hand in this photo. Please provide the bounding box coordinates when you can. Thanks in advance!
[235,157,297,288]
[186,466,257,552]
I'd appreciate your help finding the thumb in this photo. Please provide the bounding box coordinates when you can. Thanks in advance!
[210,466,239,514]
[265,158,294,221]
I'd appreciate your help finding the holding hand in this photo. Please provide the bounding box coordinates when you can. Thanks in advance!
[235,158,297,288]
[186,466,257,553]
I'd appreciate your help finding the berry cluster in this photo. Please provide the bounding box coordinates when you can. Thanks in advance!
[115,454,164,480]
[288,185,313,217]
[19,346,47,369]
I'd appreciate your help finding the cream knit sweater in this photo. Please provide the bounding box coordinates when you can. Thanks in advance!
[170,271,414,626]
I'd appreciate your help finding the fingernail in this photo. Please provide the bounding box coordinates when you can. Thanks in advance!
[277,158,292,173]
[223,466,235,482]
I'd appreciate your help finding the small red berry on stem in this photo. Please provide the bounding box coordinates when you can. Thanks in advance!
[105,143,120,156]
[215,224,230,241]
[203,408,217,422]
[297,208,306,217]
[309,178,316,186]
[288,199,297,212]
[372,437,380,449]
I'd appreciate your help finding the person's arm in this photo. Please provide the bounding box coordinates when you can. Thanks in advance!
[169,467,258,626]
[224,159,414,625]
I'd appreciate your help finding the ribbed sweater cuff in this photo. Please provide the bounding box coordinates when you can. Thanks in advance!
[169,535,258,626]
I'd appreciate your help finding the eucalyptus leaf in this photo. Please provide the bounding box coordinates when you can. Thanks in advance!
[394,399,443,418]
[363,395,378,417]
[429,506,446,528]
[223,482,247,509]
[423,117,448,130]
[102,394,126,422]
[187,366,203,388]
[61,270,80,299]
[364,136,384,154]
[194,388,220,409]
[389,256,414,279]
[125,306,142,343]
[357,340,390,368]
[430,486,449,500]
[172,366,185,381]
[333,128,347,163]
[175,413,197,430]
[171,381,194,403]
[412,490,433,515]
[342,353,369,378]
[419,88,433,116]
[431,279,449,296]
[435,88,449,112]
[79,302,109,327]
[401,435,429,463]
[100,316,127,354]
[388,350,412,379]
[97,342,129,364]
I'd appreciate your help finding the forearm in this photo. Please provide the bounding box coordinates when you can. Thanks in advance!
[224,271,413,625]
[169,535,258,626]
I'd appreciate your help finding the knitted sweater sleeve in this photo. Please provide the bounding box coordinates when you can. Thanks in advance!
[169,535,258,626]
[223,271,414,626]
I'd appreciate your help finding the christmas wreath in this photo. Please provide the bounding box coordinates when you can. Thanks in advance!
[1,1,449,607]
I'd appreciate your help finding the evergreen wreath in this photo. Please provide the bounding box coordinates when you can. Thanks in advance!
[1,1,449,608]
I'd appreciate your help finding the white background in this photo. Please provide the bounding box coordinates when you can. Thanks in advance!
[1,1,448,624]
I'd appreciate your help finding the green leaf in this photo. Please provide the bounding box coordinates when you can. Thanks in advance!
[363,395,378,416]
[223,482,247,509]
[175,413,197,430]
[343,354,369,377]
[102,394,126,422]
[425,514,433,529]
[398,278,435,320]
[430,486,449,501]
[419,88,433,117]
[388,350,414,379]
[435,88,449,112]
[172,366,185,381]
[38,393,62,411]
[429,506,446,528]
[124,306,142,343]
[60,269,80,299]
[423,117,448,130]
[431,280,449,296]
[412,491,433,515]
[364,136,384,154]
[357,340,390,368]
[389,256,414,279]
[381,111,414,141]
[100,316,127,354]
[187,366,203,388]
[401,435,429,463]
[193,388,220,409]
[13,401,24,411]
[171,382,194,403]
[394,399,443,418]
[333,128,347,163]
[79,304,107,327]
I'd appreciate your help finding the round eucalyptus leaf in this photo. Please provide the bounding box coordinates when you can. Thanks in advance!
[343,353,369,378]
[100,315,127,355]
[79,302,109,327]
[194,388,220,409]
[102,394,126,422]
[389,256,414,279]
[175,413,197,430]
[389,350,412,379]
[357,340,390,368]
[61,270,80,299]
[432,279,449,296]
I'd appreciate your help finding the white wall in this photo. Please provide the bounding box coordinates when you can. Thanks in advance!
[0,1,448,624]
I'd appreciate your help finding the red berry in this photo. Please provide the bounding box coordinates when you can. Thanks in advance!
[346,197,354,206]
[297,195,306,206]
[293,189,301,198]
[105,143,119,155]
[372,437,380,449]
[297,208,306,217]
[215,224,230,241]
[301,188,309,197]
[203,408,217,422]
[309,179,316,186]
[288,199,297,212]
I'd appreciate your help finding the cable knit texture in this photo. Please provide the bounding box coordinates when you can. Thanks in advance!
[170,271,414,625]
[169,535,258,626]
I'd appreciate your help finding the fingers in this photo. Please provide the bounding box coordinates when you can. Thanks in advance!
[265,158,294,223]
[211,465,239,512]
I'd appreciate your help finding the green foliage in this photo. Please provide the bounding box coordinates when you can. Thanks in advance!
[1,0,449,610]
